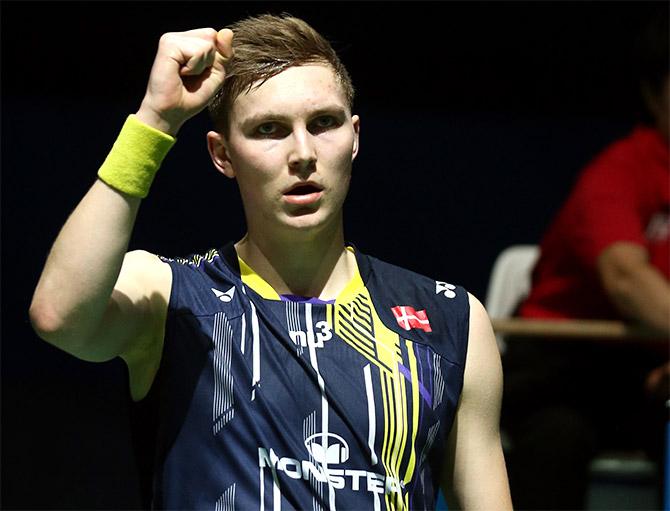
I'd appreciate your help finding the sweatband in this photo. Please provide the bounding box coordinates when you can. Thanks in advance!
[97,115,176,198]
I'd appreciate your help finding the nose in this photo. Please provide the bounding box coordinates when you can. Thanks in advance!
[288,127,317,175]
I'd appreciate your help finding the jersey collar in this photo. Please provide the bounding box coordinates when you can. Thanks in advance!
[220,242,367,303]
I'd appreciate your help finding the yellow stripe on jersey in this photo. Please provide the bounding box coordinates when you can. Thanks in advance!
[336,259,365,303]
[332,288,422,510]
[396,368,409,483]
[237,245,364,302]
[237,256,281,299]
[403,339,420,484]
[382,372,394,511]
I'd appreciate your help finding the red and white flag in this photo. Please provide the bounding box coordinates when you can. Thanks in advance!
[391,306,432,332]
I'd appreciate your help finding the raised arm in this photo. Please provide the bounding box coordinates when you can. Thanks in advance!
[29,28,233,400]
[442,294,513,510]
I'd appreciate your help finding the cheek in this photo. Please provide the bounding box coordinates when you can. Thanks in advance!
[329,157,353,197]
[322,132,356,164]
[231,143,282,183]
[324,140,355,192]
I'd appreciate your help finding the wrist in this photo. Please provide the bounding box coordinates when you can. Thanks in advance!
[135,104,184,137]
[97,115,177,198]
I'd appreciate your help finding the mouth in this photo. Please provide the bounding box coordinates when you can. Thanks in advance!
[283,183,324,205]
[284,182,323,195]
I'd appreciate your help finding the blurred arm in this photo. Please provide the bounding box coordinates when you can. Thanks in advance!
[597,241,670,336]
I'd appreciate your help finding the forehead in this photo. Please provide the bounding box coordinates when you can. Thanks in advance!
[230,64,349,123]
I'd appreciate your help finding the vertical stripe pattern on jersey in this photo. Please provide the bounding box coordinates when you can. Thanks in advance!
[250,299,261,400]
[215,483,236,511]
[213,312,235,435]
[305,303,337,511]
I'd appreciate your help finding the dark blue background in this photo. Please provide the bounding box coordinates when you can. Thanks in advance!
[2,1,663,508]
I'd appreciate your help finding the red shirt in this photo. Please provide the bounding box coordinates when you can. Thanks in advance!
[519,125,670,320]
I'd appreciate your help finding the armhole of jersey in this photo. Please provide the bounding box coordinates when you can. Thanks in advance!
[461,290,472,369]
[126,257,175,402]
[164,259,179,312]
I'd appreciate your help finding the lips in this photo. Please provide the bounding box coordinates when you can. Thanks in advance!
[283,182,323,195]
[283,182,324,205]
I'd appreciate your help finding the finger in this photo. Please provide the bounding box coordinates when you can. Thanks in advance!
[180,27,220,39]
[216,28,234,60]
[179,45,216,76]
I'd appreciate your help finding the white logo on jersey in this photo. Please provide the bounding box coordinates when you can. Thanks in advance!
[435,281,456,298]
[258,444,403,495]
[646,211,670,242]
[289,321,333,348]
[304,433,350,464]
[211,286,235,302]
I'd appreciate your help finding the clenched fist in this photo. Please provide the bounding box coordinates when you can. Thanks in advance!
[136,28,234,136]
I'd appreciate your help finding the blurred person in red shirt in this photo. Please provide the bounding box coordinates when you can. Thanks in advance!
[502,12,669,510]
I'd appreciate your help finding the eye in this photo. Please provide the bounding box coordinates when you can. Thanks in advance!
[253,122,289,139]
[309,115,341,134]
[315,116,335,128]
[257,122,278,136]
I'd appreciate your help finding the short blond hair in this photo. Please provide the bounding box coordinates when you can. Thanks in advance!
[208,13,355,136]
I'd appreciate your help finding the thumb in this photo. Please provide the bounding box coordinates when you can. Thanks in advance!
[216,28,234,60]
[205,29,233,94]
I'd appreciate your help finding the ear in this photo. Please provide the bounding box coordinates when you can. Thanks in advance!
[351,114,361,161]
[207,130,236,178]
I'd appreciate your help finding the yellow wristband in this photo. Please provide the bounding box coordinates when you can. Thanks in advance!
[97,115,176,198]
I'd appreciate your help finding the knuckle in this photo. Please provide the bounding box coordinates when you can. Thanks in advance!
[158,32,177,46]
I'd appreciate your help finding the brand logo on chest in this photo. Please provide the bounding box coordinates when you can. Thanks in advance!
[289,321,333,348]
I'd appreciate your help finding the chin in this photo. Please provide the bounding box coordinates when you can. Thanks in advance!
[284,216,326,233]
[281,209,339,235]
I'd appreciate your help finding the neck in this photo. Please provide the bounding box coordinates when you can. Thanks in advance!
[234,219,355,300]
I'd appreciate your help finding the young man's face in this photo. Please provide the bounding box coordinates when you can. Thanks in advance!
[209,64,360,237]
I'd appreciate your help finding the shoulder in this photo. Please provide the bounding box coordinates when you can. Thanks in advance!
[125,248,170,268]
[598,126,651,159]
[157,247,222,272]
[460,292,504,415]
[582,126,659,181]
[358,250,471,366]
[465,292,496,349]
[157,245,248,318]
[361,251,469,306]
[120,249,172,301]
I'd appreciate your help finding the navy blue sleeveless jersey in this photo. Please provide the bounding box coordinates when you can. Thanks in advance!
[150,243,470,510]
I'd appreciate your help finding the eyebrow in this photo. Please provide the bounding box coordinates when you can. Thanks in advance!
[239,105,348,130]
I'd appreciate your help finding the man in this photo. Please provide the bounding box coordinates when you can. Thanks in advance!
[29,14,512,510]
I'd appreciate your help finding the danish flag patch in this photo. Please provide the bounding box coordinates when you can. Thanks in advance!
[391,306,432,332]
